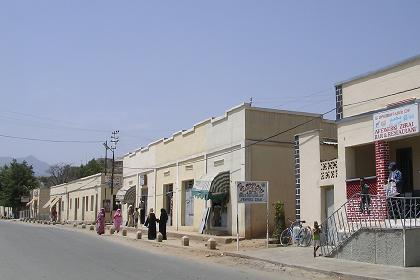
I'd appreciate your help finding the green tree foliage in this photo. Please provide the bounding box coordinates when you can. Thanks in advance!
[0,160,39,209]
[272,201,286,241]
[79,159,103,178]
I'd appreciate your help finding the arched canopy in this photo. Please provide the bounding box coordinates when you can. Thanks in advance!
[192,171,230,203]
[116,185,136,204]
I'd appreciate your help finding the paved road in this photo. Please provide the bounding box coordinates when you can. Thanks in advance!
[0,220,281,280]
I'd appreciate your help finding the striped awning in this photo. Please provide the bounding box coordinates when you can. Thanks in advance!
[116,185,136,204]
[42,196,58,209]
[192,171,230,202]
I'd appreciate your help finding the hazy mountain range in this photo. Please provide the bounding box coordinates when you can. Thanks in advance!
[0,156,51,176]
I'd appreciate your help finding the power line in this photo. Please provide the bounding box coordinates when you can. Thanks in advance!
[121,85,420,171]
[0,134,103,143]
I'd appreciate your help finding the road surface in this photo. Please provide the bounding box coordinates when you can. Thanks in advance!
[0,220,296,280]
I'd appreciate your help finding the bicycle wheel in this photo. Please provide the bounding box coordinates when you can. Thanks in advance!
[298,227,312,247]
[280,228,292,246]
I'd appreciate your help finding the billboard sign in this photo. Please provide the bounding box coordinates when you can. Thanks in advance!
[373,103,419,141]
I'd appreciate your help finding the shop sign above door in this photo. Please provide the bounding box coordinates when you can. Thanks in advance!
[373,103,419,141]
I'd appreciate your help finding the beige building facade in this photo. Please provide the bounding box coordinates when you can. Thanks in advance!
[123,103,335,238]
[336,55,420,209]
[294,129,337,227]
[297,55,420,226]
[49,173,122,223]
[26,187,51,220]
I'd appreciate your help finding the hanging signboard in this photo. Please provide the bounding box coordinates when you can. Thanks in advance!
[373,103,419,141]
[236,181,268,204]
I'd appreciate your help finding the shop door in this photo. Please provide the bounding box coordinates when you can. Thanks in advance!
[164,184,173,226]
[82,197,85,221]
[324,187,334,245]
[396,147,413,195]
[184,181,194,226]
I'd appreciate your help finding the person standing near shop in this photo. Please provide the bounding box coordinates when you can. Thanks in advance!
[388,162,402,196]
[158,208,168,240]
[144,208,157,240]
[359,178,371,214]
[127,205,134,227]
[134,208,139,228]
[139,200,146,224]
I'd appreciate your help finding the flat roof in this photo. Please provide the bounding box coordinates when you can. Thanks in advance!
[335,54,420,87]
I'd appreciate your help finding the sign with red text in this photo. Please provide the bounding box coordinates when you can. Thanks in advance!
[373,103,419,141]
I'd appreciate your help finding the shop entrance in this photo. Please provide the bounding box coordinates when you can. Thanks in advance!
[139,188,148,224]
[183,180,194,226]
[396,147,413,195]
[163,184,173,226]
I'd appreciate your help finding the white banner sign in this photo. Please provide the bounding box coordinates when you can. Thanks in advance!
[236,181,268,204]
[373,103,419,141]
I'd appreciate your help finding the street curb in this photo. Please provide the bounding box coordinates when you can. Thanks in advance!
[222,251,384,280]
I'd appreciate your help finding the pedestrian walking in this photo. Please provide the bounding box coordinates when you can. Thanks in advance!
[159,208,168,240]
[359,178,371,214]
[113,208,123,233]
[312,221,321,257]
[134,208,139,228]
[144,208,157,240]
[96,208,106,235]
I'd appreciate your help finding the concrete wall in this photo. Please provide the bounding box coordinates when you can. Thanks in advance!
[334,228,420,267]
[334,228,404,266]
[404,228,420,267]
[341,57,420,118]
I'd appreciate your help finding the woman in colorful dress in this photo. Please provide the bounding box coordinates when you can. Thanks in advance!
[96,208,106,235]
[113,208,123,233]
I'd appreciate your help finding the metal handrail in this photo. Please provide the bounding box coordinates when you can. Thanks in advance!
[320,193,420,256]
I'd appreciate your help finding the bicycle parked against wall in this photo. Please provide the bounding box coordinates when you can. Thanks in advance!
[280,219,312,247]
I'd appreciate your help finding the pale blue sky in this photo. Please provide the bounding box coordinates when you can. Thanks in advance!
[0,1,419,165]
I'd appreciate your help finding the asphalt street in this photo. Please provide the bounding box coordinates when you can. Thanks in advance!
[0,220,282,280]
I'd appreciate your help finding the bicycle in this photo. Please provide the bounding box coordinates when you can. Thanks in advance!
[280,219,312,247]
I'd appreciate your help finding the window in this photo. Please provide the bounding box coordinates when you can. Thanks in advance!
[86,196,88,210]
[90,195,94,211]
[70,199,72,209]
[214,159,224,167]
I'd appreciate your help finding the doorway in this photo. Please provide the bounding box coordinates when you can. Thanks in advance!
[163,184,173,226]
[183,180,194,226]
[396,147,413,195]
[140,188,148,224]
[323,186,334,244]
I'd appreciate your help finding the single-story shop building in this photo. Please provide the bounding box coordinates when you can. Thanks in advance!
[48,173,122,224]
[123,103,335,238]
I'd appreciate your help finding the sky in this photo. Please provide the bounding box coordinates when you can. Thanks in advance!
[0,1,419,165]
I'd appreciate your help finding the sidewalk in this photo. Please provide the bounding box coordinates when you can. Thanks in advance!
[225,246,420,280]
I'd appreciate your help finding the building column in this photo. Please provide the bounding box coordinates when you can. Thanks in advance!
[375,140,390,194]
[375,140,389,219]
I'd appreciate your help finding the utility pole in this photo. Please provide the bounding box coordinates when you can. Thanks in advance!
[103,131,119,220]
[103,141,108,175]
[110,130,119,197]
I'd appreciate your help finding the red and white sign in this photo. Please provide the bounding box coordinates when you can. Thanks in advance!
[373,103,419,141]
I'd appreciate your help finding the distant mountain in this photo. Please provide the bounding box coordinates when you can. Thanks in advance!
[0,156,51,176]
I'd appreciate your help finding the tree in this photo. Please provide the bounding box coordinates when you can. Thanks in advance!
[79,159,103,178]
[47,163,79,186]
[0,160,39,209]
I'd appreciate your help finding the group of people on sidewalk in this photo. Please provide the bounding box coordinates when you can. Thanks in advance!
[94,206,168,241]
